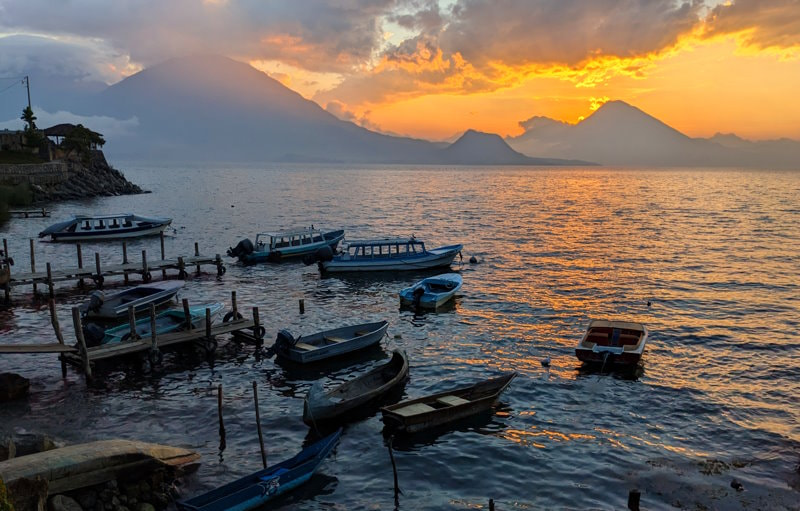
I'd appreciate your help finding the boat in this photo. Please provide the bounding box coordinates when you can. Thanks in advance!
[266,320,389,364]
[79,281,184,320]
[39,213,172,241]
[575,320,649,366]
[399,273,462,309]
[86,302,224,346]
[381,372,516,434]
[303,349,409,425]
[227,227,345,264]
[317,237,463,273]
[177,429,341,511]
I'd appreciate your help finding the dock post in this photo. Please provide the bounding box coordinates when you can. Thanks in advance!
[76,243,84,288]
[299,299,305,314]
[122,242,129,284]
[30,238,37,295]
[489,499,495,511]
[177,256,186,279]
[182,298,192,329]
[388,437,400,507]
[253,381,267,468]
[72,307,92,381]
[50,299,67,377]
[128,305,138,340]
[46,262,54,298]
[252,307,262,342]
[2,239,9,304]
[218,384,226,451]
[231,291,238,320]
[141,250,150,282]
[159,231,167,279]
[3,238,8,259]
[194,242,200,274]
[94,252,103,288]
[215,254,223,276]
[627,489,640,511]
[149,303,160,365]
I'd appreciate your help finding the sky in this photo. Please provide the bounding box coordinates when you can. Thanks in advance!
[0,0,799,141]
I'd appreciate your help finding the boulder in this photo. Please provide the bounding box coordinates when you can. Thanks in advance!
[49,495,84,511]
[0,373,30,402]
[7,475,48,511]
[135,504,155,511]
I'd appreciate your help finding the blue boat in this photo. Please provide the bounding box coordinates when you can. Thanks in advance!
[91,302,224,345]
[317,237,463,273]
[399,273,462,309]
[39,213,172,241]
[227,227,344,264]
[177,429,341,511]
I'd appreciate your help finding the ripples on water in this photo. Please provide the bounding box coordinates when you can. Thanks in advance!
[1,164,799,510]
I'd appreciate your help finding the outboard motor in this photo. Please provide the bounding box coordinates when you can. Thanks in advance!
[87,290,105,313]
[227,238,254,258]
[302,245,334,266]
[82,323,106,348]
[413,286,425,309]
[265,329,296,358]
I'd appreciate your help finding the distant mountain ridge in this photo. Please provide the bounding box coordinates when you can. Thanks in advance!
[507,100,800,168]
[445,130,592,165]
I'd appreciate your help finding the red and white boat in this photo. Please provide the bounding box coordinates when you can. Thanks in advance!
[575,320,649,366]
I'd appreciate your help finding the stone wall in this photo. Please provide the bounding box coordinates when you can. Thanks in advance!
[0,162,69,186]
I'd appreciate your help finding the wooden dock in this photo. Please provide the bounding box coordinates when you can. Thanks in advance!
[8,208,50,218]
[1,234,226,303]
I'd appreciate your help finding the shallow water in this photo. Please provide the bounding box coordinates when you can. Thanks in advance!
[1,164,799,510]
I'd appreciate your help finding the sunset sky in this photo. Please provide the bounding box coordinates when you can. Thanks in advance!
[1,0,799,141]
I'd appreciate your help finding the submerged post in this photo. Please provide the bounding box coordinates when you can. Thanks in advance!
[159,231,167,278]
[218,384,226,452]
[194,242,200,274]
[205,308,212,339]
[94,252,102,288]
[76,243,84,287]
[628,489,641,511]
[489,499,495,511]
[231,291,237,320]
[142,250,149,281]
[30,238,37,295]
[50,299,67,377]
[149,303,158,357]
[215,253,223,276]
[299,299,305,314]
[388,437,400,507]
[128,305,138,340]
[71,307,92,380]
[177,256,185,279]
[252,307,260,339]
[253,381,267,468]
[122,242,129,284]
[2,238,8,260]
[182,298,192,329]
[46,262,54,298]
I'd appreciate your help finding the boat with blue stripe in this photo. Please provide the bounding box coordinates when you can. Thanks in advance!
[228,227,344,264]
[318,237,462,273]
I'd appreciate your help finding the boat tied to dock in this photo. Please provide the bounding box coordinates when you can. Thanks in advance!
[316,237,462,273]
[39,213,172,241]
[227,227,344,264]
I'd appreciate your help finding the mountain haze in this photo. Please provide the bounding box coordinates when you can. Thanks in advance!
[445,130,592,165]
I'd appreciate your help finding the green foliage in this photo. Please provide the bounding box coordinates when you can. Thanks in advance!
[20,106,44,150]
[0,476,14,511]
[0,183,33,223]
[61,124,106,163]
[20,106,36,130]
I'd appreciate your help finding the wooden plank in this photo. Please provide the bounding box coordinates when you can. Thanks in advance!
[0,344,77,354]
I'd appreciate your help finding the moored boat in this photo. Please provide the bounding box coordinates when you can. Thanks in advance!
[575,320,649,366]
[303,349,409,425]
[399,273,462,309]
[86,302,224,346]
[39,213,172,241]
[177,429,341,511]
[266,320,388,364]
[227,227,344,264]
[318,237,462,273]
[79,281,184,320]
[381,372,516,434]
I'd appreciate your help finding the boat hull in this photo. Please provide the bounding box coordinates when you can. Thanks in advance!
[81,282,184,320]
[575,320,648,367]
[241,231,344,264]
[48,222,171,241]
[276,321,388,364]
[101,302,224,344]
[399,273,462,309]
[575,348,643,366]
[321,245,462,273]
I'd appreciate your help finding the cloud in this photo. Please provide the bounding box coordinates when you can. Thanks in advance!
[325,100,387,133]
[0,107,139,138]
[702,0,800,50]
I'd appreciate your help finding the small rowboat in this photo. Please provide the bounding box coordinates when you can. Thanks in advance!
[381,372,516,434]
[399,273,462,309]
[177,429,341,511]
[267,320,388,364]
[575,320,649,367]
[39,213,172,241]
[88,302,224,346]
[304,349,409,425]
[79,281,184,320]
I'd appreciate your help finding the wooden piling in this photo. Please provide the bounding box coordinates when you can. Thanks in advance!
[128,305,138,340]
[76,243,84,287]
[194,242,200,273]
[299,299,305,314]
[141,250,149,281]
[388,437,400,507]
[177,256,185,278]
[182,298,192,329]
[489,499,495,511]
[71,307,92,380]
[218,384,226,451]
[50,299,67,377]
[94,252,102,288]
[46,262,54,298]
[2,238,8,259]
[149,303,158,355]
[160,231,166,278]
[122,242,129,284]
[252,307,261,341]
[205,308,212,339]
[30,239,37,295]
[215,254,223,276]
[627,489,640,511]
[253,381,267,468]
[231,291,237,319]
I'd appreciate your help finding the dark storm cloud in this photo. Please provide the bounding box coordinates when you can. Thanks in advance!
[703,0,800,49]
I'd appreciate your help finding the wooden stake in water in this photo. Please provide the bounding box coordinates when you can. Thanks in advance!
[299,299,305,315]
[253,381,267,468]
[182,298,192,329]
[46,262,54,298]
[160,231,167,278]
[628,489,641,511]
[30,238,37,295]
[50,299,67,377]
[149,303,158,354]
[94,252,102,288]
[141,250,149,281]
[122,242,129,284]
[76,243,84,287]
[72,307,92,380]
[388,436,401,508]
[128,305,138,340]
[252,306,261,340]
[231,291,237,320]
[194,242,201,274]
[218,384,226,452]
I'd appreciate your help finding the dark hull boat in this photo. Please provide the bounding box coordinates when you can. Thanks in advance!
[303,349,409,425]
[39,213,172,241]
[575,320,649,367]
[91,302,224,346]
[177,429,341,511]
[381,372,516,434]
[79,281,184,320]
[268,321,389,364]
[228,228,344,264]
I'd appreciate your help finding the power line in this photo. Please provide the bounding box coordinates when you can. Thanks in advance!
[0,80,22,95]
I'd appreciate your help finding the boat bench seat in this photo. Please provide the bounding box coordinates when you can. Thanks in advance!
[294,342,317,351]
[324,336,348,343]
[392,403,436,417]
[436,395,470,407]
[354,331,370,337]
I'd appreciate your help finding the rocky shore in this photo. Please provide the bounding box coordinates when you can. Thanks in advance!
[29,152,145,203]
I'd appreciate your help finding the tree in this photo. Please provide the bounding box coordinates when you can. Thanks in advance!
[20,106,43,150]
[61,124,106,162]
[20,106,37,130]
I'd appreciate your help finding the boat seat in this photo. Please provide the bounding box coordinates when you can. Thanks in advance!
[393,403,436,417]
[293,342,317,351]
[436,395,470,407]
[354,331,370,337]
[324,336,348,343]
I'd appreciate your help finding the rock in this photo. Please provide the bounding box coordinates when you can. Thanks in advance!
[136,504,155,511]
[469,255,478,264]
[7,475,48,511]
[0,437,15,461]
[93,502,103,511]
[0,373,30,401]
[138,481,150,495]
[76,490,97,510]
[123,483,140,499]
[49,495,84,511]
[150,491,169,508]
[13,433,58,456]
[731,479,744,491]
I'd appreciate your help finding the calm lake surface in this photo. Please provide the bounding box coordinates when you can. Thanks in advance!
[1,164,799,510]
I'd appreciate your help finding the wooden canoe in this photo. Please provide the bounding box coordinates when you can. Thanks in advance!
[381,372,516,434]
[268,320,388,364]
[303,349,409,425]
[177,429,340,511]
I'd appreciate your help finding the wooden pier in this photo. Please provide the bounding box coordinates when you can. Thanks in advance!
[8,208,50,218]
[1,234,226,303]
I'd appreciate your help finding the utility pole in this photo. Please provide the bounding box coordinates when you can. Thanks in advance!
[24,76,31,110]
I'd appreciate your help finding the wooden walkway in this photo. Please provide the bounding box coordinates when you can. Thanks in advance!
[8,208,50,218]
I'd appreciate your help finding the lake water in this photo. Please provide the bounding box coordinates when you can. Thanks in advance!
[1,164,799,510]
